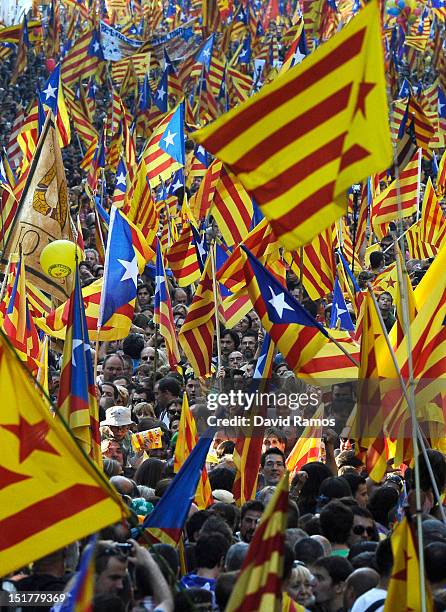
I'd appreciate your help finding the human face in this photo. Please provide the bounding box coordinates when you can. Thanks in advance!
[101,384,116,400]
[287,568,315,607]
[240,510,262,542]
[312,566,334,604]
[249,311,261,331]
[102,441,124,466]
[137,287,151,307]
[96,556,127,595]
[220,334,236,356]
[170,418,180,433]
[228,351,244,368]
[348,515,375,546]
[263,453,285,486]
[241,336,257,359]
[167,402,182,422]
[275,365,288,377]
[110,425,129,441]
[132,392,148,405]
[86,250,98,265]
[378,293,393,313]
[140,347,155,364]
[186,378,198,401]
[174,290,187,305]
[355,483,369,508]
[262,435,285,454]
[103,356,124,382]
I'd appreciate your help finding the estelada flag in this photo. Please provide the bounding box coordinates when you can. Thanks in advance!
[0,328,127,576]
[0,112,72,301]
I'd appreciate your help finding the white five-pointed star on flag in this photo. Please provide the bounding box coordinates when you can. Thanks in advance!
[43,83,57,100]
[118,255,138,288]
[116,171,126,187]
[268,286,293,318]
[72,339,90,367]
[163,130,177,147]
[157,86,166,101]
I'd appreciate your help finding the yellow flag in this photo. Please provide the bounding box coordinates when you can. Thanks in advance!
[0,329,127,576]
[1,113,72,301]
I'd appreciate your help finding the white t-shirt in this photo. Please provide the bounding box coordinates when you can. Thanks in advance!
[351,588,387,612]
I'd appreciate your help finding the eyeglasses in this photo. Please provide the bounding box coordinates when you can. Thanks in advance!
[265,461,285,468]
[352,525,375,536]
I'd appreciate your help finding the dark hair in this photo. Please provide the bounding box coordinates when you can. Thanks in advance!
[174,588,213,611]
[137,283,151,295]
[312,556,353,584]
[122,333,145,359]
[200,516,233,546]
[185,510,211,542]
[294,537,324,565]
[335,450,364,469]
[283,543,295,582]
[94,543,127,575]
[150,543,179,586]
[158,376,182,397]
[260,447,286,468]
[294,462,333,515]
[155,478,172,497]
[351,551,379,571]
[264,427,287,445]
[134,458,165,489]
[342,473,367,496]
[208,466,236,492]
[369,251,384,268]
[241,330,257,342]
[348,541,378,562]
[374,537,393,577]
[195,533,230,569]
[425,542,446,584]
[417,449,446,494]
[318,477,352,506]
[368,487,399,527]
[211,502,240,532]
[320,500,354,544]
[241,500,264,521]
[215,572,239,611]
[100,382,119,401]
[93,593,125,612]
[221,329,240,349]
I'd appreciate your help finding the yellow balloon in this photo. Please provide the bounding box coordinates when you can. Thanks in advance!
[40,240,83,279]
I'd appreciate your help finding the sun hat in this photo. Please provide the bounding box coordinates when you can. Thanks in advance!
[101,406,133,427]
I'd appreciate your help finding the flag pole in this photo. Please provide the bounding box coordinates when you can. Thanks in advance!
[366,283,446,523]
[210,240,222,371]
[324,329,360,368]
[153,324,158,388]
[389,130,427,609]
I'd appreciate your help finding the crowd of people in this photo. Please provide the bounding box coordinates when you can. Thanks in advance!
[1,0,446,609]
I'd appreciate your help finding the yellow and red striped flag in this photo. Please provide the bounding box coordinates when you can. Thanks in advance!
[0,327,126,577]
[286,405,323,476]
[61,29,102,88]
[211,166,254,247]
[2,255,40,375]
[384,517,433,612]
[190,159,223,220]
[141,106,183,187]
[371,149,421,237]
[166,223,201,287]
[154,241,181,369]
[178,255,215,378]
[57,266,101,465]
[419,177,446,249]
[437,148,446,195]
[193,0,392,250]
[174,393,212,509]
[226,473,289,612]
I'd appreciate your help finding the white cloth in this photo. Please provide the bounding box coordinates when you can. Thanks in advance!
[351,588,387,612]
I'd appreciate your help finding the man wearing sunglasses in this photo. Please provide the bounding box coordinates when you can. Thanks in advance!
[348,507,378,548]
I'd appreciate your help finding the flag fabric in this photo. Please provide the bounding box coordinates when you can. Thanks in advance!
[286,405,324,475]
[174,393,212,510]
[0,328,126,576]
[384,517,433,612]
[112,157,128,208]
[211,165,254,247]
[99,207,146,331]
[59,536,97,612]
[330,277,355,331]
[226,473,289,612]
[193,0,392,249]
[39,64,71,147]
[419,177,446,249]
[154,240,181,368]
[166,223,201,287]
[240,246,331,373]
[178,255,215,378]
[142,436,212,546]
[2,255,40,374]
[57,265,101,465]
[61,29,102,88]
[1,113,72,302]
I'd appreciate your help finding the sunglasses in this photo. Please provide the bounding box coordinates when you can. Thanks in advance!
[353,525,375,536]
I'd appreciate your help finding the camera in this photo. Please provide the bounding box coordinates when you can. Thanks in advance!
[115,543,133,554]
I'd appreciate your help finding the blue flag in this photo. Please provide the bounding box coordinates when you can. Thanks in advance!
[241,246,329,336]
[160,103,185,164]
[154,69,168,113]
[329,277,355,331]
[99,207,138,327]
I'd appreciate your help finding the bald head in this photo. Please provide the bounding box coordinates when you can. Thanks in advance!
[110,476,135,497]
[343,567,380,610]
[311,534,332,556]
